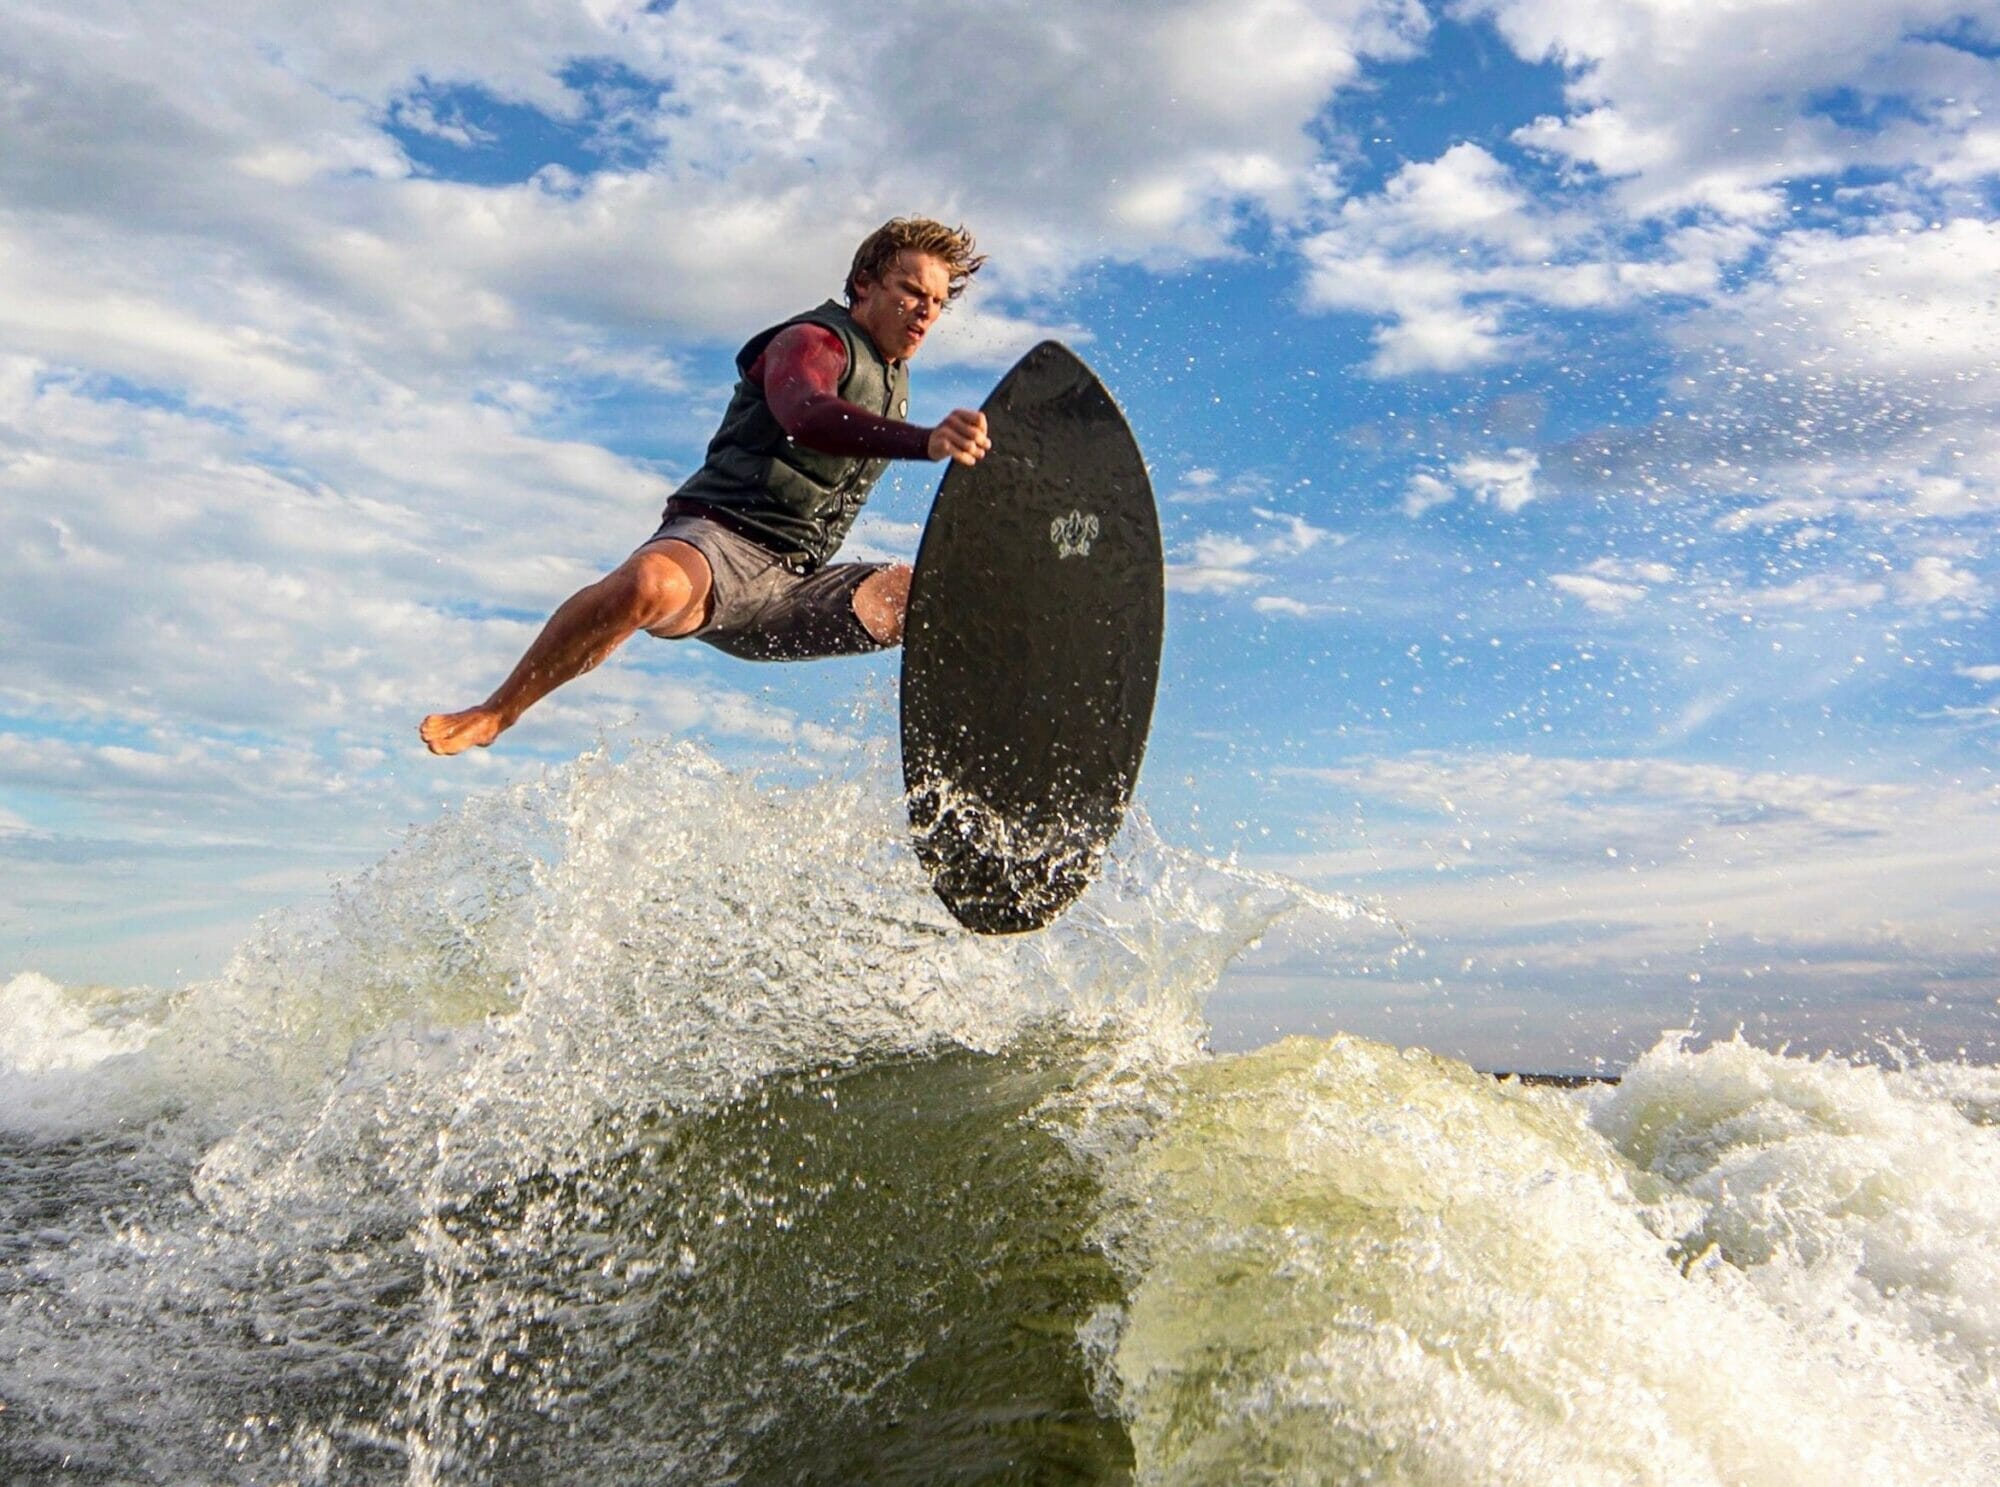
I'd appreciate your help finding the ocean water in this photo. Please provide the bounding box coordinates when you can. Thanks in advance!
[5,741,2000,1484]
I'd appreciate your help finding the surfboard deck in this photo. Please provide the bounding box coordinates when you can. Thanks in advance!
[901,342,1163,934]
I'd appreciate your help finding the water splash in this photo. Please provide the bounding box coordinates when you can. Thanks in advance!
[15,743,1993,1486]
[1091,1033,2000,1485]
[0,739,1317,1483]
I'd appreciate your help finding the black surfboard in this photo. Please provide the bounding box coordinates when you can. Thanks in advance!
[901,342,1163,934]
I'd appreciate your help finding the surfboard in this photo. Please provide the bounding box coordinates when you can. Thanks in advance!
[901,341,1163,934]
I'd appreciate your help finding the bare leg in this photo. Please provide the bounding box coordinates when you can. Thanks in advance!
[854,564,912,645]
[419,540,712,755]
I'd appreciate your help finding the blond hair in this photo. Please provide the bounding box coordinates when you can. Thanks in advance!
[845,218,986,304]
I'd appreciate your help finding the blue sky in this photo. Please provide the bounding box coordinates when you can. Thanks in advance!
[2,0,1995,1069]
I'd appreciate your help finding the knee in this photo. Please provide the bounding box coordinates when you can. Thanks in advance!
[623,543,707,635]
[855,564,912,645]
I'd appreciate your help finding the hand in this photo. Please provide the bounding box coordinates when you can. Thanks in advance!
[927,409,991,466]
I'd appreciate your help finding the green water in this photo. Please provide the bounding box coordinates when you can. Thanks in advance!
[408,1043,1135,1485]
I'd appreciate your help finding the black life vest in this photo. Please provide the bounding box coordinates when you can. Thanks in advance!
[667,300,911,571]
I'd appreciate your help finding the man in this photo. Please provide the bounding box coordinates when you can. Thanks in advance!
[419,217,992,756]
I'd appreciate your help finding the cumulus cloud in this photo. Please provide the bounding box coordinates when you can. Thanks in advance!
[1454,451,1541,513]
[1469,0,1998,217]
[1299,0,1999,620]
[1550,558,1675,614]
[4,0,1995,1012]
[1250,508,1333,555]
[0,0,1452,976]
[1475,213,2000,598]
[0,0,1443,412]
[1738,220,2000,384]
[1253,595,1321,618]
[1167,468,1281,507]
[1301,146,1553,373]
[1737,574,1891,613]
[1297,137,1770,375]
[1399,451,1542,515]
[1167,508,1338,593]
[1549,572,1646,613]
[1703,553,1983,618]
[1893,554,1986,609]
[1402,472,1456,516]
[1169,533,1272,593]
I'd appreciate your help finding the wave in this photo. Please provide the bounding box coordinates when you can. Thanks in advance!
[3,743,1998,1484]
[1095,1033,2000,1484]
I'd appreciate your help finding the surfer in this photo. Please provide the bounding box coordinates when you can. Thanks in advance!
[419,218,992,756]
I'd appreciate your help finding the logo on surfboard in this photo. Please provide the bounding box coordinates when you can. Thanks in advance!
[1050,510,1100,559]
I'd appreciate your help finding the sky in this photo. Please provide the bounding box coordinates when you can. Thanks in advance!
[1,0,1996,1071]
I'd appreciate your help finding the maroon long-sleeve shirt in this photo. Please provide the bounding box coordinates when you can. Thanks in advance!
[748,323,932,461]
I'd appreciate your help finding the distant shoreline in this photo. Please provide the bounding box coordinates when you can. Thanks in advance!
[1491,1071,1621,1088]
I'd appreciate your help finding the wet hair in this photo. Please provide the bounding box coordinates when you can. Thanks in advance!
[844,218,986,304]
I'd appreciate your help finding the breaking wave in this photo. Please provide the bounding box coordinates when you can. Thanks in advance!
[4,741,1998,1483]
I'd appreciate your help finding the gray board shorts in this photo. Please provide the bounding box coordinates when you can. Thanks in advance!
[640,507,895,661]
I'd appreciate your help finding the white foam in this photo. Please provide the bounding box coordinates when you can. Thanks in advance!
[0,970,171,1133]
[3,737,1309,1216]
[4,741,1322,1482]
[1594,1034,2000,1415]
[1094,1033,2000,1484]
[9,742,2000,1482]
[0,970,153,1074]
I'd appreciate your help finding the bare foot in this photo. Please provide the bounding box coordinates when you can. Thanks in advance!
[419,707,506,756]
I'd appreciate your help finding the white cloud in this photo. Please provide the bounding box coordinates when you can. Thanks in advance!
[1250,508,1332,555]
[1550,573,1642,614]
[1363,142,1552,253]
[1167,507,1341,593]
[1736,574,1887,612]
[1959,665,2000,684]
[1402,472,1455,517]
[1294,0,2000,588]
[1550,558,1678,613]
[0,0,1436,418]
[1296,138,1760,375]
[1470,0,1997,217]
[1371,299,1513,375]
[1168,468,1276,507]
[1530,212,2000,543]
[1399,450,1542,515]
[1253,595,1320,618]
[1170,533,1270,593]
[1894,554,1986,609]
[1692,219,2000,389]
[1172,469,1225,501]
[1548,548,1982,629]
[1453,451,1541,513]
[1280,751,2000,984]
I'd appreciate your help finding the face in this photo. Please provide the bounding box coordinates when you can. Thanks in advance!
[849,250,952,363]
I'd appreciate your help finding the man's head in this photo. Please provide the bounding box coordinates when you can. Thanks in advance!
[845,218,985,363]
